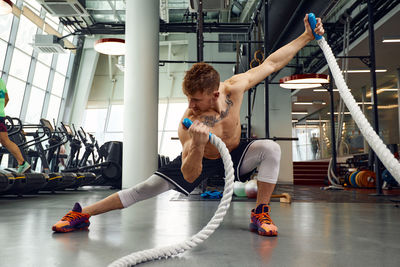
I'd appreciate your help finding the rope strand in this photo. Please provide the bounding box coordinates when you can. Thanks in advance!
[317,37,400,183]
[108,134,235,267]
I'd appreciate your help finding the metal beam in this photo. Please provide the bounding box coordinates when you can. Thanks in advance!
[328,69,337,176]
[367,0,383,195]
[159,60,236,64]
[240,0,258,23]
[264,0,270,138]
[197,0,204,62]
[160,22,250,33]
[89,9,124,17]
[247,31,252,139]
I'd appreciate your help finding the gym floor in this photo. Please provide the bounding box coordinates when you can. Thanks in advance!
[1,186,400,267]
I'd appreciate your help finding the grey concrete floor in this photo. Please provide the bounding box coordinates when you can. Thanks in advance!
[1,187,400,267]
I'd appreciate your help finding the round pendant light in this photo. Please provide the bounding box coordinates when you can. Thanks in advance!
[280,73,329,89]
[94,38,125,55]
[0,0,13,15]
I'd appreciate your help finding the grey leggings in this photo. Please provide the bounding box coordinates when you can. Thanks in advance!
[118,140,281,208]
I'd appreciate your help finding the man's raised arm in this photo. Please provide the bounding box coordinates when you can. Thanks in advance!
[226,14,324,93]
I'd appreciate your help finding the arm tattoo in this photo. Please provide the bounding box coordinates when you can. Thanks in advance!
[201,94,233,127]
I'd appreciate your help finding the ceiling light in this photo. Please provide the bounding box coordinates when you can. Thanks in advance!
[367,104,398,110]
[0,0,12,15]
[280,74,329,89]
[292,119,298,123]
[382,36,400,43]
[366,88,398,97]
[327,112,351,115]
[380,88,398,92]
[294,102,313,105]
[306,120,330,123]
[292,112,308,115]
[94,38,125,55]
[343,69,387,73]
[313,89,348,92]
[295,125,320,128]
[356,102,373,105]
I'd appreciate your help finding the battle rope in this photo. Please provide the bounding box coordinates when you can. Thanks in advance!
[108,118,235,266]
[308,13,400,183]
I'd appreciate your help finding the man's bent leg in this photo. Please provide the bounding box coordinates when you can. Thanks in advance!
[239,140,281,236]
[256,181,276,207]
[239,140,281,204]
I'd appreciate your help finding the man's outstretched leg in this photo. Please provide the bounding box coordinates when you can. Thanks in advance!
[239,140,281,236]
[52,202,92,233]
[52,175,174,232]
[52,193,123,233]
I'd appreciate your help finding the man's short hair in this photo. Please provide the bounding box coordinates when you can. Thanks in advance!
[182,62,220,95]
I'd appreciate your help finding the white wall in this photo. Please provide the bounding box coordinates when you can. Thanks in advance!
[269,71,293,184]
[87,54,124,108]
[69,37,99,126]
[239,69,293,184]
[159,36,188,99]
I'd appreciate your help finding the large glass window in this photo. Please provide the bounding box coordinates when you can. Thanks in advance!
[158,102,187,159]
[52,72,65,97]
[9,49,31,80]
[104,132,123,143]
[37,52,53,66]
[25,87,45,123]
[107,105,123,132]
[32,61,50,89]
[24,0,43,13]
[56,52,70,74]
[46,95,61,123]
[4,76,26,117]
[158,103,167,130]
[81,101,187,159]
[62,29,74,43]
[292,125,321,161]
[45,13,60,30]
[0,1,73,129]
[83,108,108,143]
[15,15,37,55]
[163,102,186,130]
[0,39,7,72]
[0,13,13,42]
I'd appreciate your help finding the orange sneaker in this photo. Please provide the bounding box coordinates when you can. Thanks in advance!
[52,203,91,233]
[249,204,278,236]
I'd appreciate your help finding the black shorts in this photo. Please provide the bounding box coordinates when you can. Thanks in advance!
[155,140,256,195]
[0,117,7,132]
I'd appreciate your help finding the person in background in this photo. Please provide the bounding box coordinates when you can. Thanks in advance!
[0,77,31,173]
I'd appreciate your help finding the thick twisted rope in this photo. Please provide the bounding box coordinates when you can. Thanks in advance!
[108,133,235,266]
[311,15,400,183]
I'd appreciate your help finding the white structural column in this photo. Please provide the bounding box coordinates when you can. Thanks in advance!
[397,68,400,144]
[123,0,159,188]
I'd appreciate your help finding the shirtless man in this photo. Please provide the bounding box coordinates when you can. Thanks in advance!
[52,15,324,236]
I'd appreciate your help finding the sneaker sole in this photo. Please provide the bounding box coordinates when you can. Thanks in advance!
[249,222,278,236]
[52,222,90,233]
